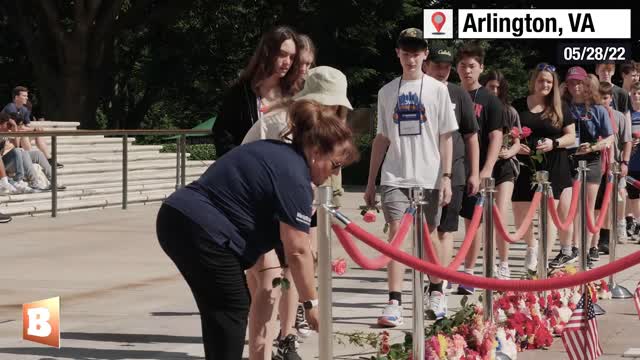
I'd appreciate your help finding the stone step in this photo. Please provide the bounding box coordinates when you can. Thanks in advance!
[0,180,195,205]
[56,144,163,155]
[56,152,180,164]
[56,159,210,176]
[60,175,202,190]
[44,137,137,146]
[56,167,209,187]
[29,121,80,129]
[5,189,174,216]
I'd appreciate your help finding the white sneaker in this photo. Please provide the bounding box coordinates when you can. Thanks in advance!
[525,247,538,273]
[0,179,17,194]
[426,291,447,320]
[377,300,403,327]
[617,220,627,244]
[12,180,34,193]
[29,179,49,192]
[497,264,511,279]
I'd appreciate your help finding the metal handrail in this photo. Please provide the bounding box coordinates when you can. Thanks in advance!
[0,129,212,217]
[0,129,211,136]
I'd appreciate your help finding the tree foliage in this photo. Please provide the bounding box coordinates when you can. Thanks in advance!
[0,1,637,129]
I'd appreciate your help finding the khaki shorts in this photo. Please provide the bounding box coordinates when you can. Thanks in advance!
[380,186,440,229]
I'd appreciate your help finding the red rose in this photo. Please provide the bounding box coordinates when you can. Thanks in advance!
[380,342,390,355]
[363,210,377,223]
[633,131,640,139]
[511,127,520,138]
[520,126,532,139]
[331,258,347,275]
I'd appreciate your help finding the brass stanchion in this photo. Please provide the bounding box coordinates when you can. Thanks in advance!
[609,162,633,299]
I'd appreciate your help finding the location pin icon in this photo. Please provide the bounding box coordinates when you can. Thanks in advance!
[431,11,446,33]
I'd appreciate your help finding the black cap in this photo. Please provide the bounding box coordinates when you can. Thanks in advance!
[427,46,453,63]
[397,28,428,49]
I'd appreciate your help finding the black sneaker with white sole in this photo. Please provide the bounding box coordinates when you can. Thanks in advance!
[549,252,574,268]
[273,334,302,360]
[294,304,311,338]
[589,247,599,261]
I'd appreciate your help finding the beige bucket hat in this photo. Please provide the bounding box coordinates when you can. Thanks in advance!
[293,66,353,110]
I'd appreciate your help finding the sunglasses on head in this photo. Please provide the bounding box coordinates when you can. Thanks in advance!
[537,63,556,72]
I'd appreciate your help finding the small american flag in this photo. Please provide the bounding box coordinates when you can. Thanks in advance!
[634,281,640,320]
[561,291,603,360]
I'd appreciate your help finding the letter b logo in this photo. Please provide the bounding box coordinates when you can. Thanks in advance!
[22,297,60,348]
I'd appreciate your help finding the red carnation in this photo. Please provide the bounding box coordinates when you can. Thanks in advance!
[363,210,377,223]
[331,258,347,275]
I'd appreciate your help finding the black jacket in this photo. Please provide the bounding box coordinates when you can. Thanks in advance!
[212,80,259,158]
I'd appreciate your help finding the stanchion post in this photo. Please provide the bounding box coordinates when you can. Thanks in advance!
[317,186,334,360]
[577,161,606,314]
[579,160,589,273]
[482,177,495,323]
[51,135,58,218]
[180,135,187,186]
[410,187,426,360]
[122,134,128,209]
[609,163,633,298]
[175,137,181,190]
[536,171,550,297]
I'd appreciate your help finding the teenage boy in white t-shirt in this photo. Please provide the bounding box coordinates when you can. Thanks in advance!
[364,28,458,327]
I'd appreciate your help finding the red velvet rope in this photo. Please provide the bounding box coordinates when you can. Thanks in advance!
[547,180,581,231]
[493,191,542,243]
[447,203,484,270]
[422,203,484,269]
[586,178,613,234]
[334,222,640,291]
[422,221,441,265]
[331,212,413,270]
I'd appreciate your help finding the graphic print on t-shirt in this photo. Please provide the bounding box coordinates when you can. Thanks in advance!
[474,103,483,118]
[393,92,426,123]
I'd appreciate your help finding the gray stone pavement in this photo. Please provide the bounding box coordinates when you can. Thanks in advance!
[0,189,638,360]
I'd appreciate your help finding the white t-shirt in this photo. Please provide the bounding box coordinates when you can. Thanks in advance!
[377,74,458,189]
[241,108,290,144]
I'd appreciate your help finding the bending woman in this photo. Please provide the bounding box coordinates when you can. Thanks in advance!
[157,100,358,360]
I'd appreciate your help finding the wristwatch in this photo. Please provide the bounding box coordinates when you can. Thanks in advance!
[442,173,452,179]
[302,299,319,310]
[553,139,560,149]
[621,160,629,166]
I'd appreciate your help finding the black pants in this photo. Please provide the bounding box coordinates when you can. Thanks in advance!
[156,204,250,360]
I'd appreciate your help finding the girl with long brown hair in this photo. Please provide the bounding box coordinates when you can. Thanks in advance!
[511,63,576,272]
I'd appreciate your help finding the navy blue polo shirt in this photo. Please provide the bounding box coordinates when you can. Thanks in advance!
[2,103,31,125]
[164,140,314,268]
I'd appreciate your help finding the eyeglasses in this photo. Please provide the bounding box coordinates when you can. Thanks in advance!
[537,63,556,72]
[330,159,343,171]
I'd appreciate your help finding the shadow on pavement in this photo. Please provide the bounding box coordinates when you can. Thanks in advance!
[0,347,204,360]
[150,312,199,316]
[61,332,202,344]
